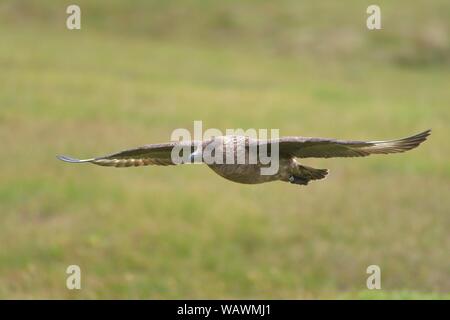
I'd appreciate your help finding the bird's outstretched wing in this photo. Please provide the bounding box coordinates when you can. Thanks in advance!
[277,129,431,158]
[57,141,198,167]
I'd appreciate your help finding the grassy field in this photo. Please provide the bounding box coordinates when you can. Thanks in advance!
[0,1,449,299]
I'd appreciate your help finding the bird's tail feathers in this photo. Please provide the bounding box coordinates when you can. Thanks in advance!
[298,165,329,181]
[289,165,329,185]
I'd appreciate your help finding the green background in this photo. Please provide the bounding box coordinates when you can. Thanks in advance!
[0,1,449,299]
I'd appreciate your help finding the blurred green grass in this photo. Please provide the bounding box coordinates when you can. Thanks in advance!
[0,1,449,299]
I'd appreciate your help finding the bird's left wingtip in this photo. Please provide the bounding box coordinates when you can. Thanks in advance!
[57,155,93,163]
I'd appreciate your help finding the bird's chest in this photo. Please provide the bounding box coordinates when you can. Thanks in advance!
[207,163,275,184]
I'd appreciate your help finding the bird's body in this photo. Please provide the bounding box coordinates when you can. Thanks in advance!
[58,129,430,186]
[204,135,326,184]
[199,135,282,184]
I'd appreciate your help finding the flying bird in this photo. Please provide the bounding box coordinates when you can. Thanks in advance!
[57,129,430,186]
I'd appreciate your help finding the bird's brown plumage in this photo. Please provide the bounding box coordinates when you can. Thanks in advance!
[276,129,431,158]
[57,129,431,185]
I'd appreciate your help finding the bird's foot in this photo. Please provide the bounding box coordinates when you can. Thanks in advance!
[288,175,309,185]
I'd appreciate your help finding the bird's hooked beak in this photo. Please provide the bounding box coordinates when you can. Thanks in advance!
[189,148,203,163]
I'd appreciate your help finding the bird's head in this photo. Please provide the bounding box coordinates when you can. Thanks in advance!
[189,148,203,163]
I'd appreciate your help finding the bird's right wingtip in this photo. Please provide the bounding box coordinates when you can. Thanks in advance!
[57,155,93,163]
[411,129,432,141]
[421,128,432,136]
